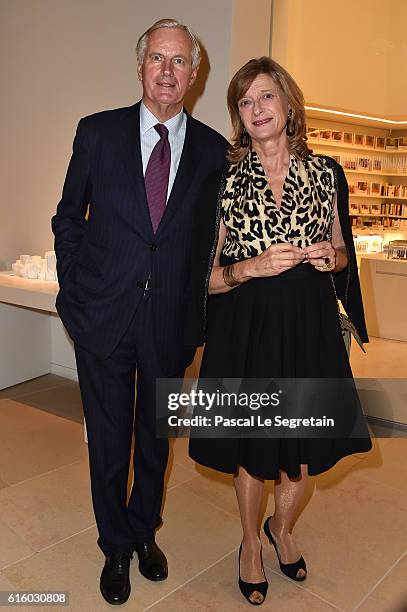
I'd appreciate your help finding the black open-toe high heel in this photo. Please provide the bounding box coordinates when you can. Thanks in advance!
[238,542,268,606]
[263,516,307,581]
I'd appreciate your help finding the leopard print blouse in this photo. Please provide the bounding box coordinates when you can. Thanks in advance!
[221,150,336,260]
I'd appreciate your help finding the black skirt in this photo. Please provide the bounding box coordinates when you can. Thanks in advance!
[188,262,372,479]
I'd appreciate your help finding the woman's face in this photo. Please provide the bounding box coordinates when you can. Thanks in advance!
[237,73,290,145]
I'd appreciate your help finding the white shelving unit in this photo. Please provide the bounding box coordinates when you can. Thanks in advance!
[308,139,407,154]
[307,130,407,232]
[348,194,407,200]
[344,170,405,177]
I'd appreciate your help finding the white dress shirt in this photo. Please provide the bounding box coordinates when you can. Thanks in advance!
[140,102,187,203]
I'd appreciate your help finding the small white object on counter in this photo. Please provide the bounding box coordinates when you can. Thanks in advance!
[27,263,39,279]
[45,251,57,274]
[12,251,57,281]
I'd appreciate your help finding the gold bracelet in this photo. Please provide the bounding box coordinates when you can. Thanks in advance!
[223,264,241,287]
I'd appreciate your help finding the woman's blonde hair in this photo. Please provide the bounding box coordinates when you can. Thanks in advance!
[227,57,312,162]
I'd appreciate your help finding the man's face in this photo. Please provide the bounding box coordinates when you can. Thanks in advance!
[138,27,198,118]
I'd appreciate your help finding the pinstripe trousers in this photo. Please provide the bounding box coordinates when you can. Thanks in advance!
[74,293,180,555]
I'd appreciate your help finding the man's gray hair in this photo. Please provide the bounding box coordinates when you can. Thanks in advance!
[136,18,201,70]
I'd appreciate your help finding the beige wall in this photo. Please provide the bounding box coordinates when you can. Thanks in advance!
[229,0,272,78]
[0,0,235,268]
[271,0,407,119]
[386,0,407,117]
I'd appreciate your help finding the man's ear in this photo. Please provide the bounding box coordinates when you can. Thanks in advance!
[188,68,198,89]
[137,63,143,81]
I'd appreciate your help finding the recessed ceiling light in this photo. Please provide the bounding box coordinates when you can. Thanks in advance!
[305,106,407,125]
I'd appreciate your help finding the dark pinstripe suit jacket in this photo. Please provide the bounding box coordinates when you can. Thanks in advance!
[52,101,228,368]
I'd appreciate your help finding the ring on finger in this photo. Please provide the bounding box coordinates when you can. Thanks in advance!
[322,256,334,270]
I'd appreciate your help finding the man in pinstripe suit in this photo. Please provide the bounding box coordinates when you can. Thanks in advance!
[52,19,227,605]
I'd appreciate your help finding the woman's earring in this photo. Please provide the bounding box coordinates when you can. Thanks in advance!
[286,109,295,137]
[240,128,250,148]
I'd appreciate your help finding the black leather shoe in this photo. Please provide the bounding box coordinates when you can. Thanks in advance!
[100,551,132,605]
[135,540,168,581]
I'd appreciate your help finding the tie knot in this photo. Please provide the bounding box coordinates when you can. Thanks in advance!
[154,123,169,140]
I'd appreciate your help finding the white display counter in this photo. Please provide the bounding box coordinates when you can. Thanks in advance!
[0,271,58,311]
[359,254,407,341]
[357,254,407,426]
[0,272,77,389]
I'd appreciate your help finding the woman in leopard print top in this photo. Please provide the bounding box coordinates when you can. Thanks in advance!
[188,57,372,605]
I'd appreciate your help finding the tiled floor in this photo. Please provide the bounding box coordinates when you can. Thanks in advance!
[0,338,406,611]
[350,336,407,379]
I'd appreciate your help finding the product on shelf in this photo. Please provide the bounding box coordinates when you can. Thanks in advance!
[331,130,343,143]
[358,156,371,171]
[353,234,384,253]
[385,137,398,150]
[319,129,332,140]
[306,124,405,152]
[372,158,382,172]
[380,202,407,216]
[356,181,370,194]
[335,153,407,174]
[387,240,407,259]
[343,132,354,145]
[350,209,407,228]
[381,183,407,198]
[343,156,358,170]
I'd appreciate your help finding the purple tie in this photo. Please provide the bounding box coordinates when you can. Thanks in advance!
[145,124,171,233]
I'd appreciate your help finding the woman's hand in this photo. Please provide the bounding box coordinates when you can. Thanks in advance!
[302,240,336,272]
[210,242,305,295]
[244,242,305,278]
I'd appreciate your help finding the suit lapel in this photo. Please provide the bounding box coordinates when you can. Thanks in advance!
[114,105,202,239]
[155,114,202,238]
[115,102,154,237]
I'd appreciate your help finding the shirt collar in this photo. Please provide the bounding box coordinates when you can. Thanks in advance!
[140,101,185,138]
